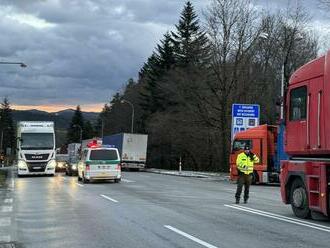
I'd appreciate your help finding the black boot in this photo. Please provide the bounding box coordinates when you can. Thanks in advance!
[235,198,240,204]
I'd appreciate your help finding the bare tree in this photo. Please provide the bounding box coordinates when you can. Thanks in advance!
[203,0,262,170]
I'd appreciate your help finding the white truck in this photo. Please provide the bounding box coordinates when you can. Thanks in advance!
[17,121,56,176]
[102,133,148,170]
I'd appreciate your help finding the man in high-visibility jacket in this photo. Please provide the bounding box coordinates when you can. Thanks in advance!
[235,145,259,204]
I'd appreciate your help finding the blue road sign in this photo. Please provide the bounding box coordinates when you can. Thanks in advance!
[231,104,260,141]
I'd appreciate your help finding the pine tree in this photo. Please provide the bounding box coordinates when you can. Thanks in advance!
[140,33,176,115]
[0,98,15,155]
[83,120,95,139]
[171,1,210,67]
[157,32,176,70]
[67,105,84,143]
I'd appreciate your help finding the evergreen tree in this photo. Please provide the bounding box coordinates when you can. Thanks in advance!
[83,120,95,139]
[67,105,84,143]
[0,98,15,155]
[140,33,176,115]
[171,1,210,67]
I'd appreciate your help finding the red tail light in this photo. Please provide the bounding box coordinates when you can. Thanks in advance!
[116,164,121,170]
[86,164,90,171]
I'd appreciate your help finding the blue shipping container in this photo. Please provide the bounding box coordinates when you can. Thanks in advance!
[102,134,124,156]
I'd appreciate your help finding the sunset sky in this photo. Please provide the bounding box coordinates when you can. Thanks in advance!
[0,0,328,113]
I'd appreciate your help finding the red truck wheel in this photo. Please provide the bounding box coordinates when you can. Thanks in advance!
[290,179,310,218]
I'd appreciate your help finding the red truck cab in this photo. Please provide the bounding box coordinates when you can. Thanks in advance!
[280,50,330,219]
[230,125,279,184]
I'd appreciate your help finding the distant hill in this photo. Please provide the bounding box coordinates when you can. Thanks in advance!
[11,109,100,148]
[12,109,99,129]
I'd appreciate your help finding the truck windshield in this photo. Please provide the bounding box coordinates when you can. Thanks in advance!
[232,139,252,151]
[89,149,118,160]
[21,133,54,150]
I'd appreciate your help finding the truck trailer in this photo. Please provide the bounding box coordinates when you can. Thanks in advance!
[280,50,330,219]
[102,133,148,170]
[17,121,56,176]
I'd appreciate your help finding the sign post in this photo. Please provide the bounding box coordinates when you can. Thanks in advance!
[231,104,260,142]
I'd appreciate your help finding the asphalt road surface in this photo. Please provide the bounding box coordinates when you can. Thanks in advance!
[1,170,330,248]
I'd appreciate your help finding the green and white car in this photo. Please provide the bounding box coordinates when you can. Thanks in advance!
[77,146,121,183]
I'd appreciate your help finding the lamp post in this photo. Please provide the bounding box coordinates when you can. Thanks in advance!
[259,32,302,121]
[120,99,135,133]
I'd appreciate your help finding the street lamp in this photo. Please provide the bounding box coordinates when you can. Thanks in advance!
[258,32,303,120]
[0,61,27,68]
[120,99,135,133]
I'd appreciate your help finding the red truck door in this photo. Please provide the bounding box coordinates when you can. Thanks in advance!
[286,84,308,154]
[308,77,324,150]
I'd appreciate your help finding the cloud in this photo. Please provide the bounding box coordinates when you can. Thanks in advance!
[0,0,324,110]
[1,0,206,108]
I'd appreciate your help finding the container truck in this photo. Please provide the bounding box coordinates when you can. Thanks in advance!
[280,50,330,219]
[102,133,148,170]
[17,121,56,176]
[230,124,288,184]
[66,143,81,176]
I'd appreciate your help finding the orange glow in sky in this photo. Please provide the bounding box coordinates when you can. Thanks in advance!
[12,103,103,113]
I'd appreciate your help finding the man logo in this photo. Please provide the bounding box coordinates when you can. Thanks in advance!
[32,155,43,159]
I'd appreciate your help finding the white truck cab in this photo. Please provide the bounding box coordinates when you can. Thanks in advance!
[77,142,121,183]
[17,121,56,176]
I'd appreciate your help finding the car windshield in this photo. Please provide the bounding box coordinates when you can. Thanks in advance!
[21,133,54,150]
[89,149,118,160]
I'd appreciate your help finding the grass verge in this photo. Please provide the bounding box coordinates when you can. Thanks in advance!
[0,169,8,187]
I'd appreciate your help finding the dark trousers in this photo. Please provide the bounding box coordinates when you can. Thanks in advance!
[235,172,252,201]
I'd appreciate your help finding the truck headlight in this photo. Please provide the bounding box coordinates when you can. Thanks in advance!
[18,160,27,169]
[47,160,56,169]
[71,165,77,170]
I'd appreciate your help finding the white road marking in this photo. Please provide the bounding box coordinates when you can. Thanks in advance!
[224,204,330,233]
[0,235,11,242]
[100,194,119,203]
[121,179,136,183]
[0,217,11,226]
[164,225,218,248]
[1,206,13,212]
[4,198,13,204]
[76,183,84,187]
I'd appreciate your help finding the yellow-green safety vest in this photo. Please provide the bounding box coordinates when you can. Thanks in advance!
[236,152,260,175]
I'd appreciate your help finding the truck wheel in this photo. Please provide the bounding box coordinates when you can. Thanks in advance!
[114,179,121,183]
[290,179,310,219]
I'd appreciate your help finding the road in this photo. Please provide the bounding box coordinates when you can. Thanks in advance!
[1,170,330,248]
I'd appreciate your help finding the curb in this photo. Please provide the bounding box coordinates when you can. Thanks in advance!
[145,169,230,180]
[145,170,209,178]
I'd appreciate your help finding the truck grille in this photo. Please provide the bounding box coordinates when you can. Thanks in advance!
[25,153,49,161]
[27,162,47,172]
